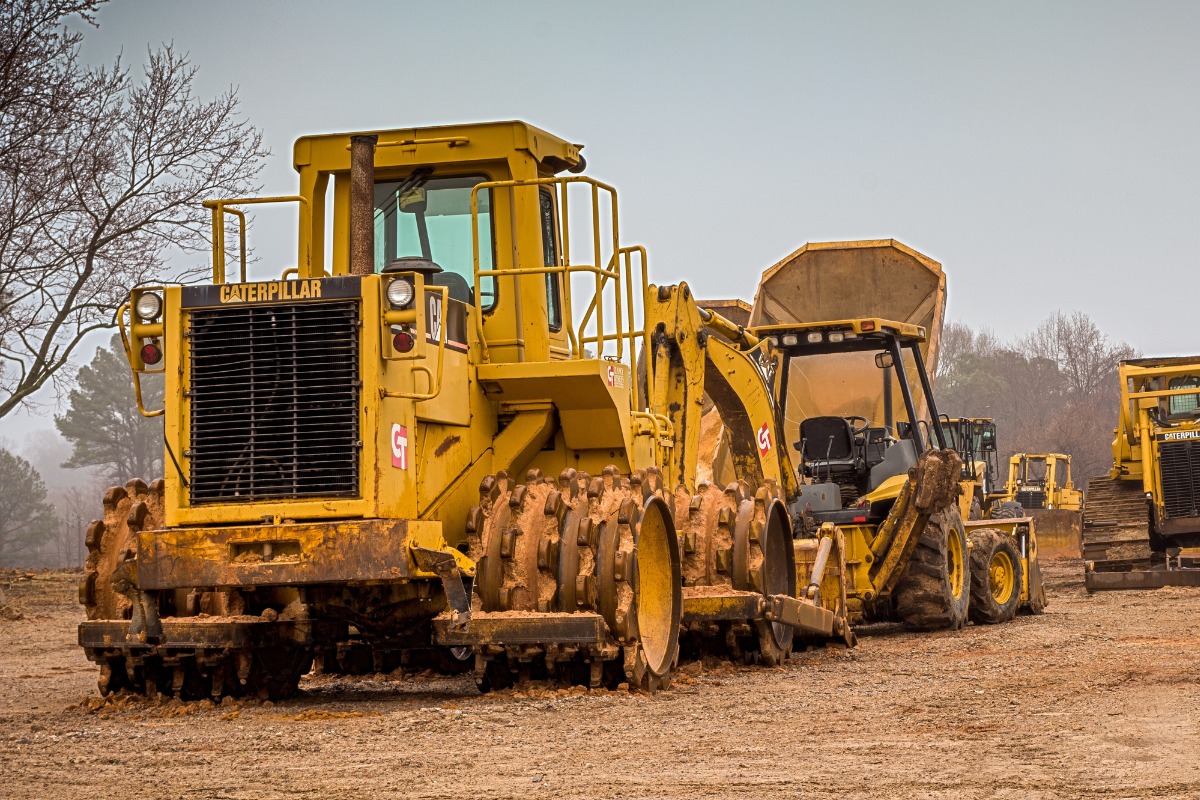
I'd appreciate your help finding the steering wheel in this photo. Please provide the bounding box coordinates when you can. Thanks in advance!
[844,415,870,435]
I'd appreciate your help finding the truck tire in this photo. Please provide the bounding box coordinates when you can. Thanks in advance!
[968,529,1023,624]
[894,508,970,631]
[991,500,1023,519]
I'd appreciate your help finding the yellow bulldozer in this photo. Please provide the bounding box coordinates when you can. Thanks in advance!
[1084,357,1200,590]
[995,453,1083,558]
[79,121,1034,701]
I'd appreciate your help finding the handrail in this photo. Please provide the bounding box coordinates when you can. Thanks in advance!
[204,196,311,285]
[466,176,649,412]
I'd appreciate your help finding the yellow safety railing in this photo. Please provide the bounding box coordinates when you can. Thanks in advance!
[469,176,652,408]
[204,196,311,284]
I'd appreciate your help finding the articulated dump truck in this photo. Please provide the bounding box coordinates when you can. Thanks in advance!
[1084,357,1200,590]
[80,122,1023,702]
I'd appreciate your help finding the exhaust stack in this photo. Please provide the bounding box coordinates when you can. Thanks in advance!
[349,134,378,276]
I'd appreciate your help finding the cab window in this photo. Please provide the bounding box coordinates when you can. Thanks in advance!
[540,189,563,331]
[1168,375,1200,417]
[373,174,496,308]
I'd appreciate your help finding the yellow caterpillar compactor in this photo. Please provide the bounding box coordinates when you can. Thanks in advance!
[79,122,1032,701]
[1084,357,1200,590]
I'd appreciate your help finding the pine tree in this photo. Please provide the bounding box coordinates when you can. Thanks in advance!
[55,335,163,483]
[0,448,57,566]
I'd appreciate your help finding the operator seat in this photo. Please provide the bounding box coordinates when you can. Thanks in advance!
[797,416,862,480]
[430,271,473,304]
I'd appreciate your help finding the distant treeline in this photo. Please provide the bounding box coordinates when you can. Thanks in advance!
[937,310,1137,487]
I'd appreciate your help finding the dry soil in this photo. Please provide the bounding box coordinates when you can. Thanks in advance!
[0,562,1197,799]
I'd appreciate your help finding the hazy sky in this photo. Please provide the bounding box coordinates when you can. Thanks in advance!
[6,0,1200,450]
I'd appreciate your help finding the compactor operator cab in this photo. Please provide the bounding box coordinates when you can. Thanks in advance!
[761,319,949,520]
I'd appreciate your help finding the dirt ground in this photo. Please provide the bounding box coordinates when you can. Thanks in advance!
[1,562,1197,800]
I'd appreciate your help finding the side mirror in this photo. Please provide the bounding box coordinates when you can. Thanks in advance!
[875,352,894,369]
[399,186,428,214]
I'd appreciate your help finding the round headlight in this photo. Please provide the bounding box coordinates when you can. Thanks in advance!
[134,292,163,321]
[386,278,415,308]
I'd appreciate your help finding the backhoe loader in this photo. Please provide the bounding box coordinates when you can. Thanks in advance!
[80,121,988,701]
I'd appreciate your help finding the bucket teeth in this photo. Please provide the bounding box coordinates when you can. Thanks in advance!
[544,490,565,518]
[127,501,150,530]
[85,520,106,549]
[102,486,127,510]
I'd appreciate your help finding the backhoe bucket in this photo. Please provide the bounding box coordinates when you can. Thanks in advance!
[1027,509,1082,559]
[747,240,946,425]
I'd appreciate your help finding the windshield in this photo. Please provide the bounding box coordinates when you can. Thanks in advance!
[1167,375,1200,418]
[373,174,495,307]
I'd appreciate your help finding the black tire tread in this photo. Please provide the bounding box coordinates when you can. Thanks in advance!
[968,529,1023,625]
[894,510,970,631]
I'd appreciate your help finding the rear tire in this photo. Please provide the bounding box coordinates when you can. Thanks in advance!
[968,529,1022,624]
[991,501,1023,519]
[894,509,970,631]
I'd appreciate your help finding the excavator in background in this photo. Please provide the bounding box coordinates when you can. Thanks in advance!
[1084,357,1200,590]
[78,121,1034,703]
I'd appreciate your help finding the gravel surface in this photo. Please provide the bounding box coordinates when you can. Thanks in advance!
[1,562,1197,799]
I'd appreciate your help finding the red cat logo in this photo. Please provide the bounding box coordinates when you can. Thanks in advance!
[757,423,772,455]
[391,424,408,470]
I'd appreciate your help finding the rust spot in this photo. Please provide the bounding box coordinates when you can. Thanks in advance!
[669,402,682,414]
[435,435,462,457]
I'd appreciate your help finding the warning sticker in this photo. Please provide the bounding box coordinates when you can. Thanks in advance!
[391,423,408,470]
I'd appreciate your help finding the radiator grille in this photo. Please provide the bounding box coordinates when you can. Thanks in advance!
[187,301,360,504]
[1015,489,1046,510]
[1160,441,1200,519]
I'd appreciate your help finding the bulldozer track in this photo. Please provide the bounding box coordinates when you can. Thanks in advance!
[1082,476,1153,564]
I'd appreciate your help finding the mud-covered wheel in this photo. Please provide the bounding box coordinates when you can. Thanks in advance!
[245,646,312,700]
[894,508,970,630]
[968,529,1023,625]
[749,495,796,666]
[619,495,683,690]
[80,478,166,621]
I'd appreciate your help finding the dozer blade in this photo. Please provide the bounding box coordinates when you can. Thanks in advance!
[1085,560,1200,591]
[1028,509,1083,559]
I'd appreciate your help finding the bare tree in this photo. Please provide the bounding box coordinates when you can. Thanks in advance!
[51,484,99,567]
[0,0,267,418]
[1020,311,1138,400]
[937,310,1138,487]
